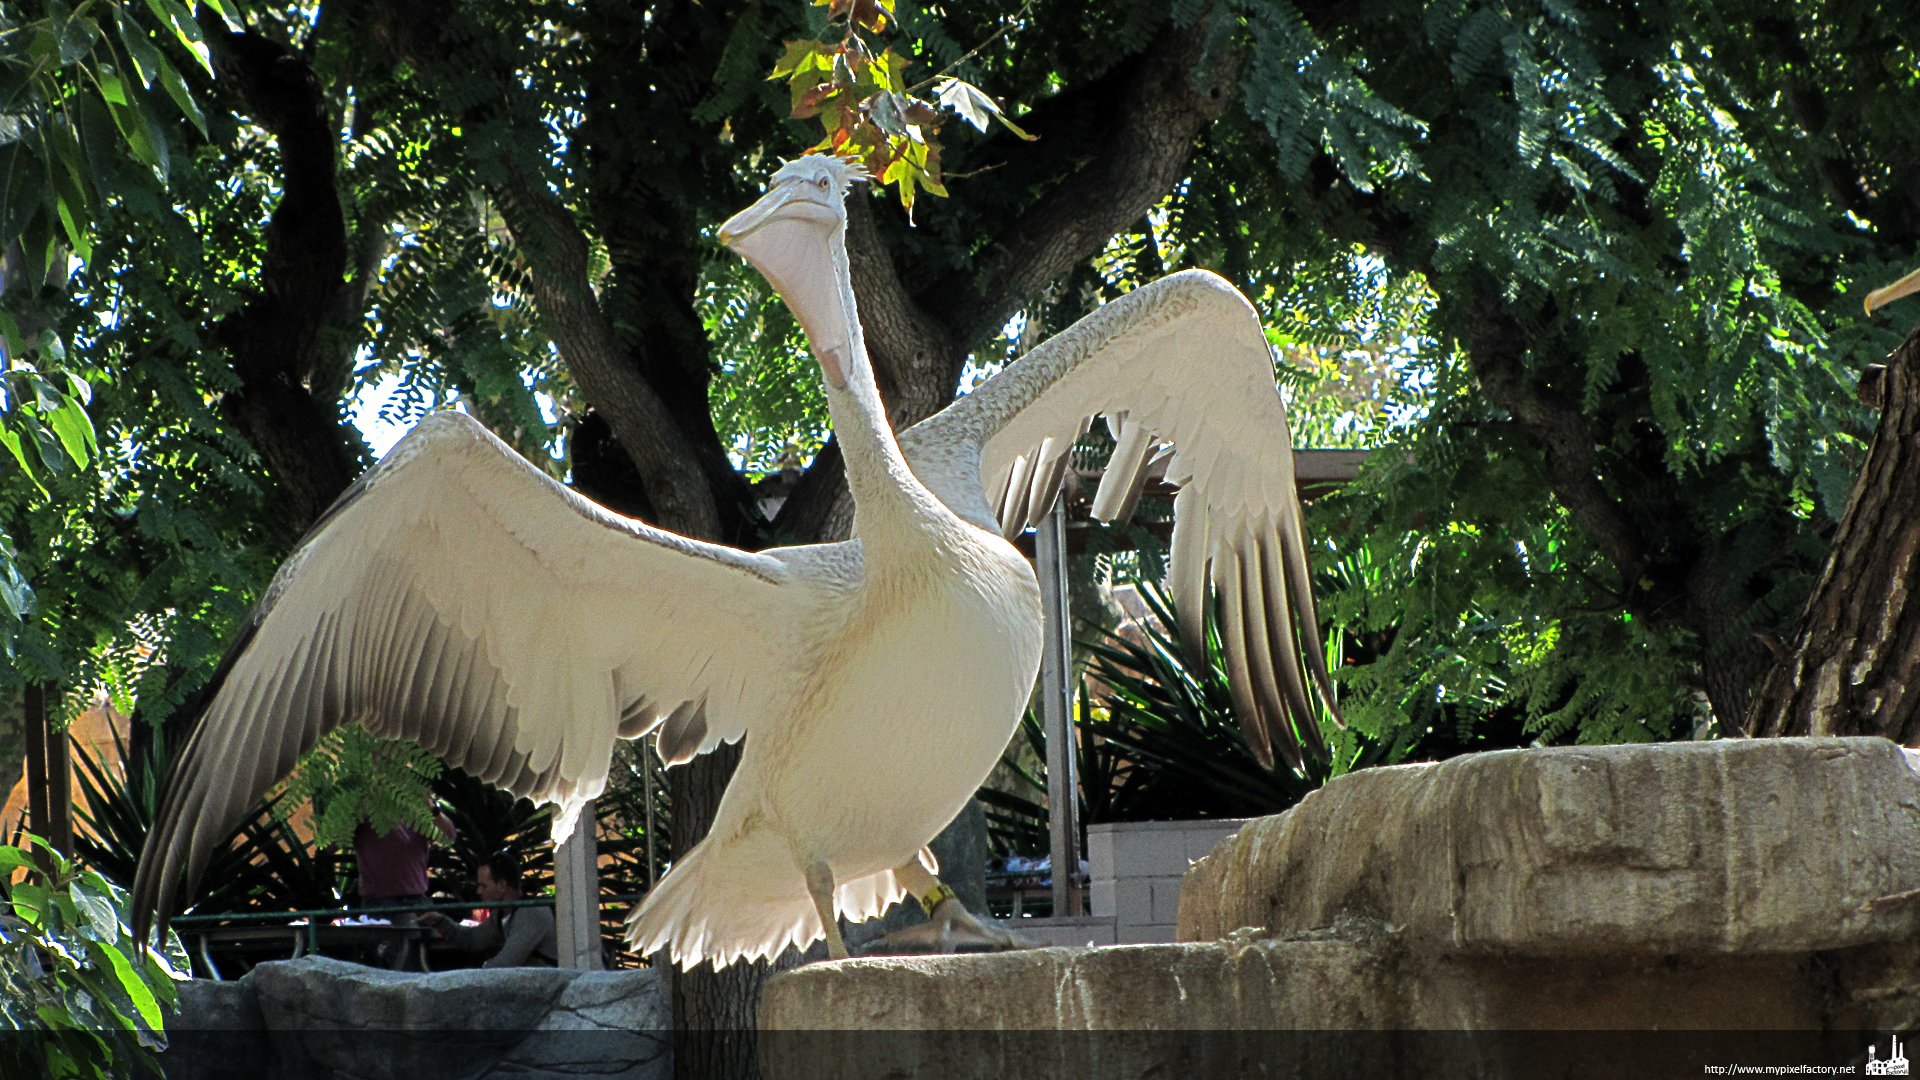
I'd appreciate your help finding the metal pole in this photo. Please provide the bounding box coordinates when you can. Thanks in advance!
[642,750,658,888]
[1036,499,1080,918]
[553,802,602,970]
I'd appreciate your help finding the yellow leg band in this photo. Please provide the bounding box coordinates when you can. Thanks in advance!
[918,882,957,916]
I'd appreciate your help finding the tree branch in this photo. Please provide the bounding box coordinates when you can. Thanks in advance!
[920,11,1243,353]
[1749,326,1920,741]
[199,18,364,529]
[1460,293,1651,585]
[491,174,725,539]
[845,196,959,427]
[375,1,727,540]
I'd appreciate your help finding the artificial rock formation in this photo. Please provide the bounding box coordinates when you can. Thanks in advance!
[1179,736,1920,952]
[761,737,1920,1079]
[163,957,669,1080]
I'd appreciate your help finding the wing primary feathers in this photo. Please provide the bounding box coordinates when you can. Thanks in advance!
[1168,491,1212,676]
[317,609,349,723]
[413,615,465,748]
[378,596,434,741]
[394,606,447,736]
[474,681,522,787]
[446,634,499,772]
[1220,542,1290,769]
[1279,517,1342,712]
[1000,452,1037,538]
[619,697,660,738]
[1091,415,1155,522]
[1024,437,1068,527]
[1245,536,1313,770]
[987,461,1015,534]
[1235,543,1291,756]
[1261,533,1325,749]
[1214,547,1274,771]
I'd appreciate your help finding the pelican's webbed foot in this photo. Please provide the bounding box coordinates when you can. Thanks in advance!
[871,859,1032,956]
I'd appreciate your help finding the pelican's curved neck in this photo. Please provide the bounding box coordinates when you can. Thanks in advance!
[807,217,950,546]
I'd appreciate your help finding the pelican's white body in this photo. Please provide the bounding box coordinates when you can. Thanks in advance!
[640,528,1041,960]
[749,539,1040,872]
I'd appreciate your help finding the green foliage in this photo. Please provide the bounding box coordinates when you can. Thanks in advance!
[70,728,345,918]
[280,727,445,851]
[1079,582,1371,819]
[7,0,1920,895]
[701,255,832,479]
[0,0,238,654]
[986,581,1374,852]
[769,0,1033,214]
[1,836,189,1080]
[0,0,274,706]
[1181,0,1915,740]
[0,0,224,278]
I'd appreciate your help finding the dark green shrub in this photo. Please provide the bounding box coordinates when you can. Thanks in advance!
[1,836,189,1079]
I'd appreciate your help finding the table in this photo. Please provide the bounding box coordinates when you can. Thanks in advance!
[189,922,437,980]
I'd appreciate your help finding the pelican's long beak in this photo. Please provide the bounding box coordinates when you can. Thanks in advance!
[1866,266,1920,315]
[718,184,796,248]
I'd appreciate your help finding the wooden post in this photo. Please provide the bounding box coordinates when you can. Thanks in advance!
[21,683,71,852]
[1036,498,1081,918]
[553,801,602,970]
[46,703,70,854]
[24,683,47,840]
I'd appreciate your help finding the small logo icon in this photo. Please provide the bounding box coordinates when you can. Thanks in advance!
[1869,1033,1911,1076]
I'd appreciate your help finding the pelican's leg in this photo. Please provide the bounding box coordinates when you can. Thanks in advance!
[883,857,1029,954]
[805,859,850,961]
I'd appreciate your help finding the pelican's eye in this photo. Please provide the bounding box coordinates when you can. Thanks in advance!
[816,176,831,191]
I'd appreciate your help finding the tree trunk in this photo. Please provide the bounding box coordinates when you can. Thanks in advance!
[664,741,802,1079]
[200,21,364,531]
[1748,328,1920,741]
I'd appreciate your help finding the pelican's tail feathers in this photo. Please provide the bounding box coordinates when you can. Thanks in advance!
[834,866,910,926]
[625,834,911,971]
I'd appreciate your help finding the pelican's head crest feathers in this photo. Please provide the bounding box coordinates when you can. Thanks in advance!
[770,154,870,193]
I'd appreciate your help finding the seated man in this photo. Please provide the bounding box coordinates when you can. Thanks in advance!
[419,851,559,968]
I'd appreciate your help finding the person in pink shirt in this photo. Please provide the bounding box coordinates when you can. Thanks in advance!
[352,807,456,967]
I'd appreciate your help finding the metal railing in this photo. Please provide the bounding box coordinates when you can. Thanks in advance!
[171,894,645,959]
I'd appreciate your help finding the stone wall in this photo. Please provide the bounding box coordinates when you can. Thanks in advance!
[760,737,1920,1079]
[163,957,669,1080]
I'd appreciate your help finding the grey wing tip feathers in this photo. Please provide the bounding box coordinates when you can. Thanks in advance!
[1188,528,1343,777]
[129,610,271,951]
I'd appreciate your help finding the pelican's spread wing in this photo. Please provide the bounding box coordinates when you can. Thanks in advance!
[900,268,1338,769]
[134,411,794,936]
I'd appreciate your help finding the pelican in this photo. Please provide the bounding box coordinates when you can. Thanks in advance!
[132,155,1338,969]
[1867,267,1920,314]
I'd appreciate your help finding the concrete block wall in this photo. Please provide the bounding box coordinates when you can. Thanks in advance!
[1086,819,1248,944]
